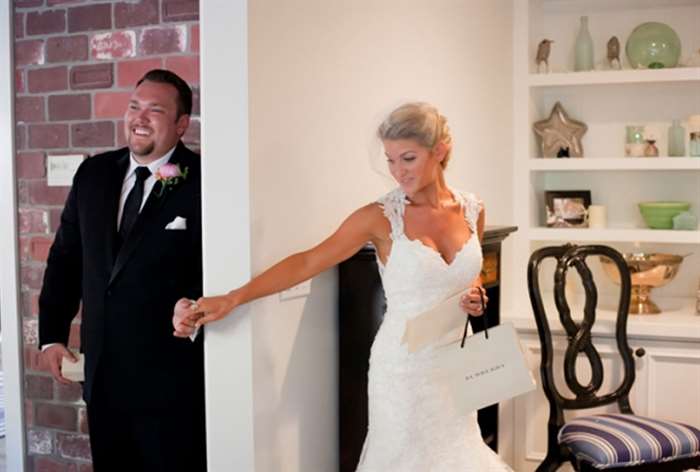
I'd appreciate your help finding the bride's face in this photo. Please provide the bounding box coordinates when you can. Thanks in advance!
[383,139,444,196]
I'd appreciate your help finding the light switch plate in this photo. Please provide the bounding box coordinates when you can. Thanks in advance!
[280,280,311,301]
[47,154,85,187]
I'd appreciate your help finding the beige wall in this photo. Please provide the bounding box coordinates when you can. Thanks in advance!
[248,1,514,470]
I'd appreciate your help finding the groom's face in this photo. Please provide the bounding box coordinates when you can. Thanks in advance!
[124,80,190,163]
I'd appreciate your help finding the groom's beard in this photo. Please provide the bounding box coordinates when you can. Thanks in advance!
[128,138,155,157]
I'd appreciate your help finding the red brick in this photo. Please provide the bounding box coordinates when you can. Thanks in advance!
[27,428,54,455]
[15,39,45,66]
[191,86,199,115]
[27,9,66,36]
[49,208,63,232]
[79,464,93,472]
[24,318,39,344]
[34,456,72,472]
[116,119,126,147]
[26,179,71,205]
[67,4,111,33]
[17,151,46,178]
[68,322,80,349]
[21,290,41,317]
[37,403,78,431]
[15,0,44,8]
[138,25,186,55]
[16,69,25,93]
[116,57,161,87]
[115,0,159,28]
[70,63,113,90]
[71,121,114,148]
[26,374,54,400]
[57,433,91,460]
[19,236,31,261]
[48,0,87,5]
[165,55,199,84]
[29,123,69,149]
[28,66,68,93]
[190,24,199,53]
[17,123,27,150]
[182,117,199,146]
[56,380,82,402]
[162,0,199,22]
[91,30,135,60]
[25,399,34,426]
[15,12,25,39]
[25,346,52,373]
[46,35,88,63]
[19,208,50,234]
[31,236,53,261]
[48,94,91,121]
[21,265,45,291]
[78,408,88,434]
[94,91,130,119]
[16,95,45,123]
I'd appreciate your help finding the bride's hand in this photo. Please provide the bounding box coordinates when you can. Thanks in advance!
[172,292,240,337]
[459,286,488,317]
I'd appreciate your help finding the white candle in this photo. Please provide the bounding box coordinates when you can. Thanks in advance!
[588,205,607,228]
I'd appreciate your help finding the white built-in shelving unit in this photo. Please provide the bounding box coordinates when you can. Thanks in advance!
[508,1,700,470]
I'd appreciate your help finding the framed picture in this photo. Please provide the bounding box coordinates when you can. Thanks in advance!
[544,190,591,228]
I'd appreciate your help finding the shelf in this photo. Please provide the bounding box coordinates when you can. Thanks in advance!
[528,227,700,244]
[529,67,700,88]
[528,157,700,171]
[507,296,700,342]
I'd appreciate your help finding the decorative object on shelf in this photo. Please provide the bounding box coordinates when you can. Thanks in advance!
[533,102,587,158]
[600,252,686,314]
[545,190,591,228]
[536,39,554,73]
[625,125,646,157]
[587,205,607,229]
[672,211,698,230]
[638,201,691,229]
[667,119,686,157]
[626,22,681,69]
[607,36,621,69]
[689,115,700,157]
[574,16,594,71]
[696,278,700,315]
[643,138,659,157]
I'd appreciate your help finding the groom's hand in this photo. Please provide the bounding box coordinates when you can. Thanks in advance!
[173,297,203,338]
[43,344,78,385]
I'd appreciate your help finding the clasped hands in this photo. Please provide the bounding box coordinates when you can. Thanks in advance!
[460,285,488,317]
[172,292,239,338]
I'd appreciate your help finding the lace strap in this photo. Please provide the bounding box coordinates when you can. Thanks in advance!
[458,191,483,233]
[377,188,407,240]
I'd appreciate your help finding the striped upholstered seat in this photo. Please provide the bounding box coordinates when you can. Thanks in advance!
[558,413,700,469]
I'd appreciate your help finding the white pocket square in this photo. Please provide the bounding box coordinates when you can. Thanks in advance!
[165,216,187,230]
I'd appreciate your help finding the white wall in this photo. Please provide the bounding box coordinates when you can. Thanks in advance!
[248,1,514,470]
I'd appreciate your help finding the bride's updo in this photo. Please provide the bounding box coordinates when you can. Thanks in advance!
[377,102,453,169]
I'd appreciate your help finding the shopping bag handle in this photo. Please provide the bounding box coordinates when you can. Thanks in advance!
[460,287,489,348]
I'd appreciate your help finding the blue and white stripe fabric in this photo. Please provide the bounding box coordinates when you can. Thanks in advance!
[559,413,700,469]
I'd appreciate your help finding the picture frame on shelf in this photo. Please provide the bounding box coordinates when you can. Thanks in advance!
[545,190,591,228]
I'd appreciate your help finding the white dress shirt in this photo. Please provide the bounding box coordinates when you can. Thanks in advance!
[42,146,177,352]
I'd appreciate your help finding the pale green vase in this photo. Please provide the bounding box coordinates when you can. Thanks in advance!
[626,22,681,69]
[574,16,594,71]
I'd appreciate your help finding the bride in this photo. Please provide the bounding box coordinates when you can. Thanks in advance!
[173,102,513,471]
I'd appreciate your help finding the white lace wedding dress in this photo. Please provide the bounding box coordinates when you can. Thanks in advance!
[356,188,513,472]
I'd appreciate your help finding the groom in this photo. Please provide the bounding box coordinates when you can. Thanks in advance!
[38,70,206,471]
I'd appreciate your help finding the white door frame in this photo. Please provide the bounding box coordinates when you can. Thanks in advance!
[0,1,28,471]
[200,1,255,470]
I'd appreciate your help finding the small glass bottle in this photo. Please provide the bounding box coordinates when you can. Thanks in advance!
[690,132,700,157]
[667,120,686,157]
[574,16,594,72]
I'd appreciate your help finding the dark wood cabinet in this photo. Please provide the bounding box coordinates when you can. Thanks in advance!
[337,225,517,472]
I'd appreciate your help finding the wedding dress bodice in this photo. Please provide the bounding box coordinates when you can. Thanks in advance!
[355,187,513,472]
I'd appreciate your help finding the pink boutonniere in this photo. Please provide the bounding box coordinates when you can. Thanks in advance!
[154,163,188,197]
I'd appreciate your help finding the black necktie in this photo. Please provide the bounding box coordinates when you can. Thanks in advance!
[119,166,151,241]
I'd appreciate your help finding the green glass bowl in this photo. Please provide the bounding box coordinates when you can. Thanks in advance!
[638,201,691,229]
[626,22,681,69]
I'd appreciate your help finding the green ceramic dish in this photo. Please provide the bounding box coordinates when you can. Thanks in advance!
[638,201,691,229]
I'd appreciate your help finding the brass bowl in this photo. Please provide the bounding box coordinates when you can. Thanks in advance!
[599,253,684,315]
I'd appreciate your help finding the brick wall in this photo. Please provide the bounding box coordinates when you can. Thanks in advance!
[13,1,200,469]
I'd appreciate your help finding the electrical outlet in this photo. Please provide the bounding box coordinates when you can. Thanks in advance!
[280,280,311,301]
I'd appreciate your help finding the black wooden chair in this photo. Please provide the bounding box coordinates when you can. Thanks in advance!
[527,244,700,472]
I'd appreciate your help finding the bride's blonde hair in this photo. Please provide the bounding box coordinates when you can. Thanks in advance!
[376,102,453,169]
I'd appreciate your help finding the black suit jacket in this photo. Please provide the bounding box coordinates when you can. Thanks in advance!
[39,141,204,411]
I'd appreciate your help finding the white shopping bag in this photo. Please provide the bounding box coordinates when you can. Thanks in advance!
[435,322,536,413]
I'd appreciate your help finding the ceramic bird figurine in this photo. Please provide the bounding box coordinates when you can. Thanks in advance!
[607,36,621,69]
[536,39,554,73]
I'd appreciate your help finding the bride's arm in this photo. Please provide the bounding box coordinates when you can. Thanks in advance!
[173,203,386,336]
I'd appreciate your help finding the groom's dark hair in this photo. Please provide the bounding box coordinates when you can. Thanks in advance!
[137,69,193,118]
